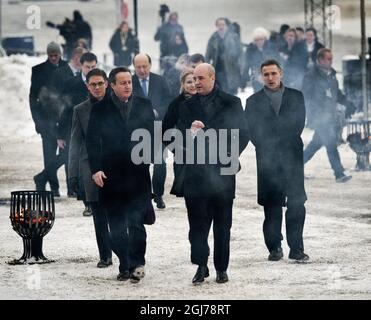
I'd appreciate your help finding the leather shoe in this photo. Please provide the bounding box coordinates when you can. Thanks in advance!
[268,247,283,261]
[335,174,352,183]
[51,189,60,197]
[192,266,209,285]
[216,271,228,284]
[33,174,46,191]
[154,196,166,209]
[97,259,112,268]
[289,250,310,262]
[117,271,130,281]
[82,205,92,217]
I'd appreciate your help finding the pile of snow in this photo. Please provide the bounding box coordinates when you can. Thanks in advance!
[0,54,43,138]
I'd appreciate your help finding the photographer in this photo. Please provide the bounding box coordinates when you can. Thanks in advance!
[154,9,187,69]
[46,18,78,60]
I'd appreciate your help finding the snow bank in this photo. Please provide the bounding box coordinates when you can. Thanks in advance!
[0,55,43,138]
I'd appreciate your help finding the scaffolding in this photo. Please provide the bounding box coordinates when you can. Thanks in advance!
[304,0,333,48]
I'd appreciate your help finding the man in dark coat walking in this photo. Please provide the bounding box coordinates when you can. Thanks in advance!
[245,59,309,262]
[165,63,248,284]
[132,53,172,209]
[57,52,97,198]
[30,42,67,196]
[68,68,112,267]
[86,67,155,283]
[303,48,355,182]
[33,47,86,196]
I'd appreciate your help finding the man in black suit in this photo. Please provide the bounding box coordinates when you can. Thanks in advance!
[164,63,248,284]
[69,68,112,267]
[56,52,97,199]
[132,53,171,209]
[51,46,85,95]
[86,67,155,283]
[33,47,86,196]
[245,59,309,262]
[30,42,67,196]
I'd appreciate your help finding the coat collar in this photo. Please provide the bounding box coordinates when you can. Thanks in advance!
[256,87,289,117]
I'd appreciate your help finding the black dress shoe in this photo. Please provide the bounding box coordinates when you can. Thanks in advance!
[192,266,209,285]
[67,191,77,198]
[97,259,112,268]
[289,250,310,262]
[268,247,283,261]
[154,196,166,209]
[117,271,130,281]
[216,271,229,284]
[82,205,92,217]
[33,174,46,191]
[51,189,60,197]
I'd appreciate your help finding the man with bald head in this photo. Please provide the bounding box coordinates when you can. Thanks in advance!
[164,63,248,284]
[132,53,172,209]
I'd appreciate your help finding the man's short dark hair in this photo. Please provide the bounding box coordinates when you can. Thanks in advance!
[86,68,108,83]
[190,53,205,64]
[132,53,152,66]
[260,59,282,71]
[80,52,98,65]
[305,27,318,38]
[317,48,331,61]
[108,67,131,84]
[296,26,304,33]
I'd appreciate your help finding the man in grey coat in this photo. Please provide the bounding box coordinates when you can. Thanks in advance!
[68,68,112,268]
[205,18,242,95]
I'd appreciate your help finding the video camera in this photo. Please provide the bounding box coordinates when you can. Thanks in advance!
[159,4,170,24]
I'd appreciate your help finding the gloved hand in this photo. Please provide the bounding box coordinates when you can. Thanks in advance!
[46,21,56,28]
[68,177,79,195]
[345,101,356,119]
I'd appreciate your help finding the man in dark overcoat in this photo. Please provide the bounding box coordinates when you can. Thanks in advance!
[303,48,355,182]
[33,47,86,197]
[245,59,309,262]
[165,63,248,284]
[30,42,67,196]
[57,52,97,198]
[86,67,154,283]
[132,53,172,209]
[68,68,112,267]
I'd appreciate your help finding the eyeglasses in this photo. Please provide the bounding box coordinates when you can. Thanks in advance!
[88,82,105,88]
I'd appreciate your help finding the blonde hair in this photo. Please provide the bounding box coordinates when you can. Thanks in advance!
[179,68,194,94]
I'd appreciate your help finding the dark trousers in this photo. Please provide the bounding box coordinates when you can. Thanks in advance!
[38,133,60,190]
[104,193,147,273]
[304,128,345,178]
[263,203,306,253]
[152,145,167,197]
[90,202,112,262]
[185,197,233,272]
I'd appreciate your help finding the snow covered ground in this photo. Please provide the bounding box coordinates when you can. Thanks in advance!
[0,0,370,300]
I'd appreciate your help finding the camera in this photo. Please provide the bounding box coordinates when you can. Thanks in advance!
[159,4,170,23]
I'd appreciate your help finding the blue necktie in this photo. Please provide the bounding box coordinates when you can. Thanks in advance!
[141,79,148,97]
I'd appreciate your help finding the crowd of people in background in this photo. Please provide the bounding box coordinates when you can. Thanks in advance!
[28,9,357,284]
